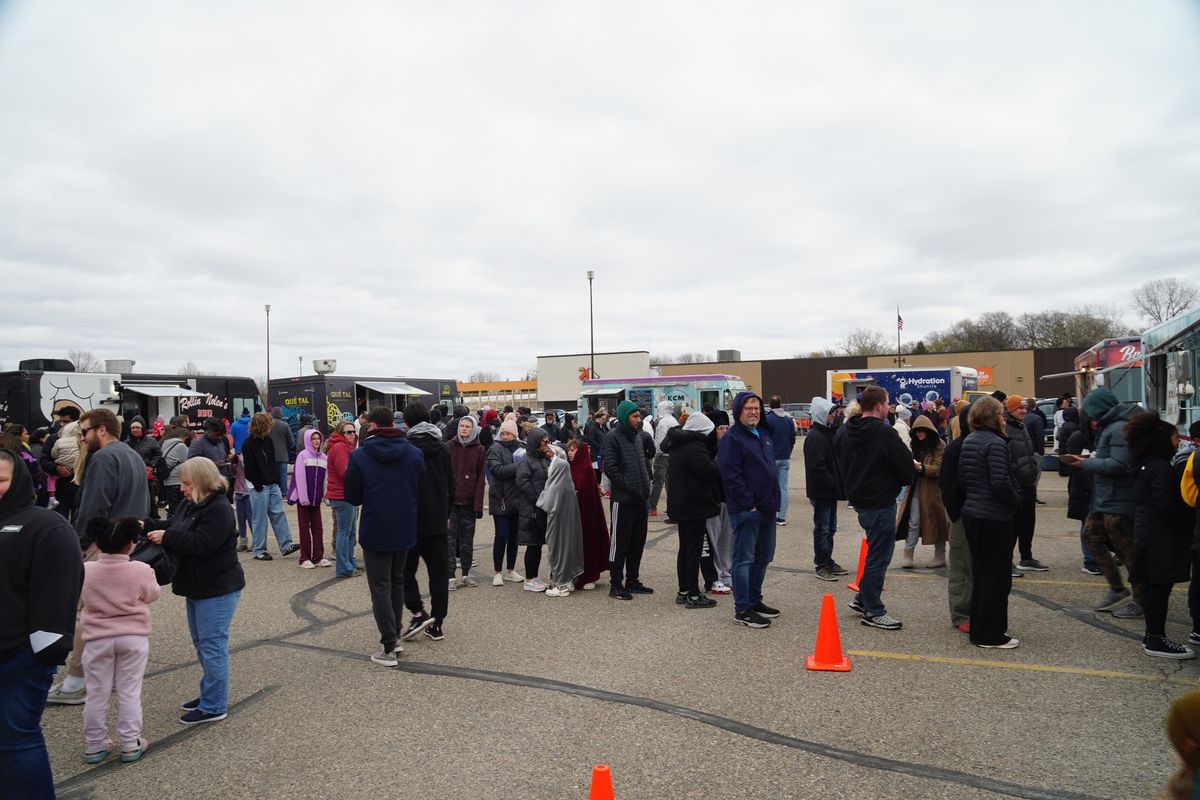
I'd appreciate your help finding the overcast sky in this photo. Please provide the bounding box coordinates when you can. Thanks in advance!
[1,1,1198,381]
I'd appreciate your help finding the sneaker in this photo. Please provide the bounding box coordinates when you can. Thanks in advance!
[392,642,405,654]
[523,578,549,592]
[977,637,1020,649]
[954,622,971,634]
[1189,631,1200,646]
[709,581,732,595]
[862,613,903,630]
[848,598,866,615]
[815,567,838,582]
[84,739,113,764]
[48,683,87,705]
[1081,565,1102,576]
[1094,588,1132,612]
[1112,602,1145,620]
[828,561,850,576]
[370,649,399,667]
[458,575,479,588]
[1010,565,1023,578]
[734,610,771,628]
[503,570,525,582]
[582,582,597,590]
[181,698,200,711]
[649,509,659,517]
[236,541,249,552]
[492,573,504,586]
[281,543,301,557]
[253,552,273,561]
[178,709,227,725]
[299,560,316,569]
[686,594,717,609]
[120,737,149,763]
[752,602,780,618]
[447,578,459,591]
[424,624,444,641]
[626,581,654,595]
[776,518,786,526]
[675,592,689,605]
[1017,559,1049,571]
[401,613,435,641]
[316,558,332,568]
[609,587,633,601]
[1145,636,1198,659]
[545,586,571,597]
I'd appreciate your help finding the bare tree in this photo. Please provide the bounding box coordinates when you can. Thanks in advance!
[467,370,502,383]
[651,352,714,365]
[1133,278,1199,324]
[178,361,203,376]
[67,350,103,372]
[836,328,888,356]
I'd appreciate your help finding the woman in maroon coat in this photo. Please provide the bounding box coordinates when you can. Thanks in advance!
[567,439,609,589]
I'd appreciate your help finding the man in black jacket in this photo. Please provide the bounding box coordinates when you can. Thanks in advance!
[1005,396,1047,573]
[401,401,455,642]
[834,387,916,631]
[0,449,84,796]
[584,408,609,486]
[803,397,847,581]
[604,401,653,600]
[38,406,81,518]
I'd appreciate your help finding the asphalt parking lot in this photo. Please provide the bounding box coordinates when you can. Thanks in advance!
[42,453,1191,800]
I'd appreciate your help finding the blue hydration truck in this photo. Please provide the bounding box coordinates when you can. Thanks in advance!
[826,366,979,407]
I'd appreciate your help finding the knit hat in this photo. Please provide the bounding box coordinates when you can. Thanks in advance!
[1082,387,1120,421]
[615,400,640,426]
[1005,395,1024,414]
[499,419,519,438]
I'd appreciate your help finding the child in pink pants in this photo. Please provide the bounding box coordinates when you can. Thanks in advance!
[80,517,161,763]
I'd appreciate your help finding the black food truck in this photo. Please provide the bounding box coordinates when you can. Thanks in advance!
[268,375,458,436]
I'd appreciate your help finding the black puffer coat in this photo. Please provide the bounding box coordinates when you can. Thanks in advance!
[665,429,720,522]
[1060,410,1094,522]
[1130,457,1193,585]
[959,429,1021,522]
[486,438,523,516]
[603,423,651,506]
[515,428,550,545]
[1006,419,1039,488]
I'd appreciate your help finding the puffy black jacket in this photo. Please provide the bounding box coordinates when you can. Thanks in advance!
[584,420,607,457]
[603,423,651,505]
[940,434,966,522]
[666,429,720,521]
[1025,410,1047,456]
[1006,419,1039,487]
[149,493,246,600]
[486,438,523,516]
[803,422,842,501]
[1130,457,1193,585]
[515,429,551,543]
[959,429,1021,522]
[408,429,454,537]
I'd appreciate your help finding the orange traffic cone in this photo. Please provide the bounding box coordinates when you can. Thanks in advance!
[845,538,868,592]
[806,592,851,672]
[589,764,615,800]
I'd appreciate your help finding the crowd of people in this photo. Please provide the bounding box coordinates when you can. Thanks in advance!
[1,381,1199,797]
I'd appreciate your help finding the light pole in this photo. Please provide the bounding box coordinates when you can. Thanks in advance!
[587,270,595,379]
[298,355,302,376]
[265,304,271,408]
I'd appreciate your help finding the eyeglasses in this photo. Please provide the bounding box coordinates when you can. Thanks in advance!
[341,430,357,436]
[79,426,94,435]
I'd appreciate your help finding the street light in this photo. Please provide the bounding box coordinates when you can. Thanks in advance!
[587,270,595,379]
[265,304,271,408]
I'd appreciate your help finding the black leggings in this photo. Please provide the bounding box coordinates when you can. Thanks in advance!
[1143,582,1173,638]
[492,515,519,572]
[676,520,706,595]
[524,545,542,580]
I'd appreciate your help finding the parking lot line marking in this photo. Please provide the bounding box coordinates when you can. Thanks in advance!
[888,572,1105,588]
[848,649,1200,687]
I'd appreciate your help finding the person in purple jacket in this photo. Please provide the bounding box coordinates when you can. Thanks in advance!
[289,429,329,569]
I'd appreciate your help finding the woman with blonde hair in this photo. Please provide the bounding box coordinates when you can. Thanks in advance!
[145,457,245,725]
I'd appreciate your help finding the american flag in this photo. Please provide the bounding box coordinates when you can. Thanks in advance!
[897,313,904,331]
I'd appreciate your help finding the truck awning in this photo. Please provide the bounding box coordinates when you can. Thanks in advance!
[355,381,432,397]
[123,384,205,398]
[578,388,608,396]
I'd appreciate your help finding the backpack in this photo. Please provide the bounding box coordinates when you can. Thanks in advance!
[153,439,185,483]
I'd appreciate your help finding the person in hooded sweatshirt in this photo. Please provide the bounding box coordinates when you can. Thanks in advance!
[344,406,424,667]
[897,415,949,569]
[648,400,678,518]
[289,428,330,569]
[0,448,85,796]
[763,396,797,526]
[604,401,654,600]
[719,391,782,628]
[487,419,526,585]
[666,411,720,609]
[516,427,554,592]
[537,444,584,596]
[448,414,486,589]
[704,408,734,594]
[399,401,454,644]
[803,396,848,581]
[834,386,916,631]
[229,409,252,454]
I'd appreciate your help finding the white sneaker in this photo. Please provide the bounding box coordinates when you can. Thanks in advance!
[582,582,597,591]
[299,560,316,569]
[709,581,732,595]
[545,585,572,597]
[458,575,478,588]
[503,570,525,582]
[448,578,459,591]
[492,573,504,586]
[316,558,332,568]
[523,578,548,592]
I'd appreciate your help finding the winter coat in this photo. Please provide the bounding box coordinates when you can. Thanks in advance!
[1056,408,1080,460]
[803,400,842,501]
[896,416,949,545]
[1062,425,1094,522]
[665,428,721,522]
[407,424,454,537]
[268,417,293,463]
[1080,403,1139,518]
[584,419,607,458]
[230,413,251,453]
[242,437,279,489]
[1130,457,1193,585]
[959,429,1021,522]
[288,429,327,507]
[602,423,651,506]
[1006,418,1039,488]
[325,433,354,501]
[344,427,424,552]
[127,433,161,468]
[487,438,524,516]
[449,436,486,514]
[147,492,246,600]
[764,408,797,461]
[717,392,781,514]
[515,428,551,545]
[834,414,915,511]
[1024,410,1047,456]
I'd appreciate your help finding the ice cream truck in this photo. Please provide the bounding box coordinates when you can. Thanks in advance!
[577,374,747,421]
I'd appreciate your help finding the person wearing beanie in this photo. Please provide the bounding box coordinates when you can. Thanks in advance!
[1003,395,1046,575]
[603,400,653,600]
[486,418,526,585]
[718,391,782,628]
[1061,386,1143,618]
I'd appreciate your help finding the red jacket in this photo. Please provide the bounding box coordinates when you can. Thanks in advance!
[325,433,354,500]
[449,437,486,513]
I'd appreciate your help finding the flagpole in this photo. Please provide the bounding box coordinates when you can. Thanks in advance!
[896,306,901,368]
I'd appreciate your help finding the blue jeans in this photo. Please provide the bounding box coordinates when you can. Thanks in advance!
[855,506,895,618]
[330,499,360,576]
[249,484,293,555]
[729,509,777,614]
[234,494,251,539]
[0,649,57,800]
[277,462,289,494]
[186,591,240,715]
[811,498,838,569]
[775,460,790,521]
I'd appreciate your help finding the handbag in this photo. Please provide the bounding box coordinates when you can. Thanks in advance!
[130,536,178,586]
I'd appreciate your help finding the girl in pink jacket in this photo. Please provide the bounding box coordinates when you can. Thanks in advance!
[289,428,329,569]
[80,518,161,764]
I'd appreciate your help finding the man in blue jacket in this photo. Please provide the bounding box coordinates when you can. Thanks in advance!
[718,391,781,628]
[764,395,797,525]
[344,406,425,667]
